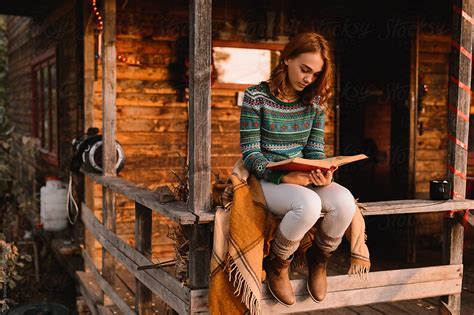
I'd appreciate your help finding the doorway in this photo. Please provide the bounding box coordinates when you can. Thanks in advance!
[336,19,412,202]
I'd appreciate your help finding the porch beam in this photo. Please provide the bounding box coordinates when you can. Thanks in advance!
[190,264,463,312]
[187,0,213,291]
[101,0,117,304]
[444,0,473,313]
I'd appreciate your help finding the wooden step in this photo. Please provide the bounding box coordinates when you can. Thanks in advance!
[76,271,103,315]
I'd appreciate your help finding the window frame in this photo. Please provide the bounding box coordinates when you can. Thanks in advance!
[32,48,59,166]
[211,40,285,90]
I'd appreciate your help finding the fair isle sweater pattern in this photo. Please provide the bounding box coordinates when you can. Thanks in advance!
[240,82,326,185]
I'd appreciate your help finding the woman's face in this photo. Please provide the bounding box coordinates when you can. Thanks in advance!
[284,52,324,94]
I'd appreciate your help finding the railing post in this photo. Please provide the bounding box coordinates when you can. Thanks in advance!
[187,0,213,295]
[443,0,473,313]
[101,0,117,306]
[135,202,153,314]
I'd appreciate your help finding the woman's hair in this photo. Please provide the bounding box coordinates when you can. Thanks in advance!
[268,32,333,111]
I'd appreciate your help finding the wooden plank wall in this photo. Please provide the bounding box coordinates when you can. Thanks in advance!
[87,0,335,264]
[6,1,83,225]
[415,33,450,237]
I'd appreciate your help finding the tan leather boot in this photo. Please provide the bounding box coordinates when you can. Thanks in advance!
[263,253,295,307]
[306,245,332,302]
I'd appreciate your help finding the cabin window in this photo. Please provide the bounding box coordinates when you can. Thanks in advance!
[32,49,58,166]
[211,41,283,90]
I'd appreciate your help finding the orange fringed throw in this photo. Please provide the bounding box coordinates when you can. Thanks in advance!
[209,163,370,315]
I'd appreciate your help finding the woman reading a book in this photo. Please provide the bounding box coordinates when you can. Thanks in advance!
[240,32,357,306]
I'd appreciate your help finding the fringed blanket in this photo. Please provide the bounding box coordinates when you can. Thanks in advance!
[209,161,370,315]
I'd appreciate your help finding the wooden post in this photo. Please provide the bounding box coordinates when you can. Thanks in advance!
[83,0,100,285]
[406,21,419,264]
[443,0,473,313]
[135,202,153,314]
[101,0,117,305]
[187,0,213,291]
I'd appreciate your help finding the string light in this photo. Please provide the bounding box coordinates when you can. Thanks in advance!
[117,54,142,66]
[92,0,142,66]
[92,0,103,31]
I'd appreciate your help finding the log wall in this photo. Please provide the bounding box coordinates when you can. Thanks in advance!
[86,0,335,264]
[415,33,450,237]
[6,1,83,227]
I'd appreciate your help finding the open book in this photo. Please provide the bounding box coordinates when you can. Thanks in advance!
[266,154,369,172]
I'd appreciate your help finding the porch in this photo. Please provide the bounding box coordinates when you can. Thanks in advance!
[1,0,474,313]
[75,0,474,313]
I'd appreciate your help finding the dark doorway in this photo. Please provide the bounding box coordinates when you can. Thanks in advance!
[336,19,412,202]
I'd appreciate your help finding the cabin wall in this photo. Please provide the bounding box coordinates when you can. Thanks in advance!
[86,0,335,265]
[415,33,450,238]
[6,1,83,227]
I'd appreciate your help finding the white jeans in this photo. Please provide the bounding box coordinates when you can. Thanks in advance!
[259,180,356,242]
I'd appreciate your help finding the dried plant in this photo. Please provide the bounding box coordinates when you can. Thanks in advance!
[170,153,189,203]
[167,225,189,285]
[0,237,32,310]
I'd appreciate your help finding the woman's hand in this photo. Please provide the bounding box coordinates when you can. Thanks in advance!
[281,171,312,186]
[309,166,337,187]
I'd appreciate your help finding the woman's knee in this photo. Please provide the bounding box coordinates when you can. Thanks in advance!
[293,192,322,226]
[331,186,356,222]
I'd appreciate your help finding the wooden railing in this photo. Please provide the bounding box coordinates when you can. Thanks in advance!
[78,170,474,314]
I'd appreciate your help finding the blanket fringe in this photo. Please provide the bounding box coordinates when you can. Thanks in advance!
[225,253,261,315]
[348,258,370,280]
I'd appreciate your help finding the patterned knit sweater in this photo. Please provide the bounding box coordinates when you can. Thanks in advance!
[240,81,326,185]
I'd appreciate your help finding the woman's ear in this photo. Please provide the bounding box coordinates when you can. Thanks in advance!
[283,59,288,66]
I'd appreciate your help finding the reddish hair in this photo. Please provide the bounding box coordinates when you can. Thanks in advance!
[268,32,333,112]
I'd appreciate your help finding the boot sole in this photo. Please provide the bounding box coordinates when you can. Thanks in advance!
[267,283,296,307]
[306,281,323,303]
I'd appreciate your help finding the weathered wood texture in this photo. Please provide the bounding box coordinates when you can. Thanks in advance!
[85,171,214,224]
[190,264,462,313]
[101,0,117,301]
[76,271,102,315]
[82,250,135,314]
[415,33,450,197]
[188,0,213,290]
[443,0,472,313]
[135,202,153,314]
[81,203,189,314]
[360,199,474,216]
[415,33,451,238]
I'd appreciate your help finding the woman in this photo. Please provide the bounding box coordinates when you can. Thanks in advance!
[240,32,357,306]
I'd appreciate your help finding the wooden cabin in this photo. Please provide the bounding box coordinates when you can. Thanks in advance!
[2,0,474,313]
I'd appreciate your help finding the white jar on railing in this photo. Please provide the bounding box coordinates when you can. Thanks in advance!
[40,177,68,231]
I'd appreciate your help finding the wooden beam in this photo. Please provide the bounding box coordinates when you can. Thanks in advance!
[261,279,460,313]
[84,172,214,224]
[188,1,212,215]
[190,264,462,312]
[135,202,153,314]
[76,271,101,315]
[82,251,135,314]
[408,20,419,199]
[83,0,97,276]
[188,0,213,290]
[101,0,117,302]
[83,0,95,130]
[360,199,474,216]
[85,171,474,223]
[81,203,190,314]
[444,0,473,313]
